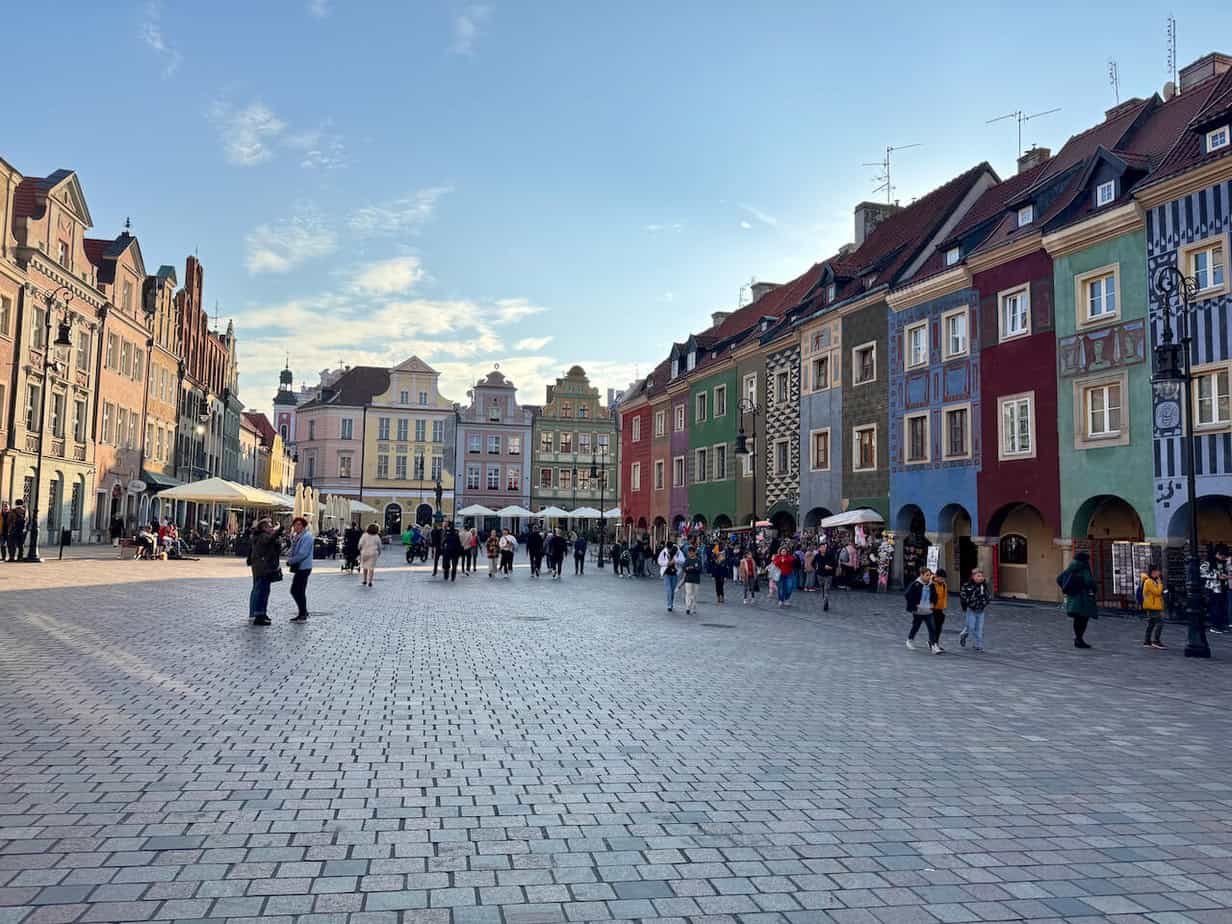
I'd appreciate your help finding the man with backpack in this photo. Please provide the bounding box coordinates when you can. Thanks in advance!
[1058,550,1097,649]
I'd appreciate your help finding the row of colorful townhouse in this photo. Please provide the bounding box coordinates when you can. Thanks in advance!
[618,52,1232,602]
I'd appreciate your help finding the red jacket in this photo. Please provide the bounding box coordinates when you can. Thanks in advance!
[772,552,795,576]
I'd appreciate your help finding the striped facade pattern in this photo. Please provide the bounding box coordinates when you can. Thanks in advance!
[763,343,801,512]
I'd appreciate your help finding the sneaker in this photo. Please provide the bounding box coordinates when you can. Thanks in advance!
[974,646,985,653]
[1152,641,1167,649]
[253,616,271,626]
[290,615,308,623]
[905,639,915,650]
[667,606,673,612]
[959,630,968,648]
[930,644,942,654]
[1074,640,1092,649]
[823,600,829,612]
[1143,641,1155,648]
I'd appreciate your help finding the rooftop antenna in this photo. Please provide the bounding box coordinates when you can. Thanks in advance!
[987,108,1061,158]
[123,216,132,233]
[862,143,922,204]
[213,300,220,333]
[1108,59,1120,103]
[1167,15,1178,87]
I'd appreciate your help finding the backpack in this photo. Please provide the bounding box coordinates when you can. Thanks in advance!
[1057,568,1080,596]
[1135,579,1145,606]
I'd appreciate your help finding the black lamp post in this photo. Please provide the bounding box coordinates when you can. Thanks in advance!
[26,285,76,564]
[1152,264,1211,659]
[433,477,444,525]
[734,397,759,530]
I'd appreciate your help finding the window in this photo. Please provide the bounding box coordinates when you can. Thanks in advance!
[577,469,591,491]
[673,455,686,486]
[100,400,113,443]
[654,410,666,436]
[508,435,520,455]
[687,351,696,371]
[432,420,444,442]
[73,399,86,442]
[377,417,390,440]
[1076,264,1120,326]
[904,413,929,463]
[127,413,137,451]
[58,240,69,266]
[561,402,572,418]
[116,408,128,447]
[486,466,500,490]
[999,393,1034,459]
[467,464,482,490]
[488,401,501,421]
[853,425,877,471]
[810,355,830,392]
[339,454,353,478]
[999,286,1030,340]
[340,418,353,440]
[539,467,553,488]
[308,419,317,441]
[775,370,789,403]
[134,348,144,381]
[630,462,641,491]
[1096,180,1115,206]
[674,404,685,431]
[0,295,9,335]
[631,415,642,442]
[905,321,928,369]
[50,392,65,438]
[942,309,968,359]
[1188,240,1226,294]
[120,341,132,377]
[694,447,708,483]
[394,418,406,442]
[539,430,553,453]
[826,283,836,302]
[597,433,610,454]
[1000,534,1028,565]
[695,392,707,422]
[377,454,389,478]
[418,391,428,405]
[714,385,727,417]
[1084,381,1122,439]
[155,428,163,461]
[105,332,118,369]
[1017,204,1033,226]
[469,433,482,453]
[740,437,754,477]
[654,459,665,490]
[773,439,789,476]
[559,432,572,453]
[122,280,134,313]
[507,467,520,491]
[306,454,316,479]
[412,419,425,441]
[578,405,588,419]
[810,429,830,471]
[559,467,573,490]
[487,435,501,454]
[743,372,757,406]
[852,342,876,385]
[714,444,727,480]
[400,390,409,404]
[146,421,154,455]
[1207,125,1230,152]
[578,432,591,454]
[431,456,442,480]
[943,406,970,460]
[1195,367,1231,428]
[945,246,960,266]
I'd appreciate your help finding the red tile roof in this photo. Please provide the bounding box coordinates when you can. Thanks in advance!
[243,412,279,446]
[1140,68,1232,188]
[1021,99,1152,199]
[945,160,1050,245]
[83,238,109,268]
[299,366,390,409]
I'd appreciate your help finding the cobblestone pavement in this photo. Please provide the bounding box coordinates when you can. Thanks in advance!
[2,553,1232,924]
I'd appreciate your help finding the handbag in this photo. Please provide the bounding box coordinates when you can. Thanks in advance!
[270,567,283,583]
[768,563,781,582]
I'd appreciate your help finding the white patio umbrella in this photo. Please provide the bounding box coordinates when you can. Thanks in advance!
[570,506,603,518]
[350,499,378,514]
[457,504,496,517]
[154,477,273,507]
[536,506,570,519]
[820,508,884,528]
[602,506,622,519]
[496,505,532,517]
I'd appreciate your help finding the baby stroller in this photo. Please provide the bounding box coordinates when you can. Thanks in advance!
[341,535,360,573]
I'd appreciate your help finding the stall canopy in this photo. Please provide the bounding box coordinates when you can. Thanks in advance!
[154,478,279,507]
[457,504,496,517]
[570,507,603,518]
[602,507,622,519]
[496,505,532,517]
[350,499,378,514]
[820,508,885,528]
[536,506,570,519]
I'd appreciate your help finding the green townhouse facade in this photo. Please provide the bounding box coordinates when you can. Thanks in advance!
[686,361,738,528]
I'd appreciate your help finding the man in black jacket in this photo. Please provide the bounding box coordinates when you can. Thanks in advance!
[430,524,443,576]
[246,519,283,626]
[547,529,567,581]
[526,527,544,578]
[441,521,462,581]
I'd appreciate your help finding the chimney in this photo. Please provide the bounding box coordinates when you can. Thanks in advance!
[1105,97,1145,120]
[1179,52,1232,93]
[750,281,780,302]
[710,310,732,328]
[853,201,900,246]
[1017,146,1051,174]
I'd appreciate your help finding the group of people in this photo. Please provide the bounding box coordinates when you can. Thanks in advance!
[1,500,28,561]
[132,521,187,560]
[902,567,991,653]
[246,515,316,625]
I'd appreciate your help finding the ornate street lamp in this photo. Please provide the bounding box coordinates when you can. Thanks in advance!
[592,445,605,567]
[25,284,75,564]
[734,397,759,530]
[1153,264,1210,659]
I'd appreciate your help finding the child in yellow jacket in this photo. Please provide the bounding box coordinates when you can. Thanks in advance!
[1140,566,1166,649]
[931,569,949,651]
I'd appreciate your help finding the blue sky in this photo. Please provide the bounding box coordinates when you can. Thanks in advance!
[5,1,1231,414]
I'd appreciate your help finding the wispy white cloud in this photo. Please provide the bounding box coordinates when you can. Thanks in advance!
[207,99,286,166]
[657,291,675,303]
[286,125,347,170]
[515,336,553,351]
[307,0,329,17]
[349,187,453,237]
[141,1,181,77]
[644,222,683,233]
[739,220,753,230]
[491,298,544,324]
[350,256,426,296]
[245,207,337,274]
[738,203,778,227]
[453,4,491,54]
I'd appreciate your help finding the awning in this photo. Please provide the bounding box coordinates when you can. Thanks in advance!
[142,470,182,490]
[820,508,885,528]
[536,506,570,519]
[350,499,378,514]
[570,507,603,518]
[496,505,533,517]
[155,477,282,507]
[457,504,496,517]
[602,507,622,519]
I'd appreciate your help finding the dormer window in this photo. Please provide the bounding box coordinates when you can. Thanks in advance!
[945,247,960,267]
[1017,205,1034,226]
[1208,125,1230,153]
[1096,181,1115,207]
[863,274,875,290]
[826,283,836,302]
[686,351,696,371]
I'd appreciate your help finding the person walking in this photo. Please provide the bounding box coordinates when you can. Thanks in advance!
[441,521,462,581]
[6,500,27,561]
[246,518,282,626]
[0,502,9,562]
[457,524,472,575]
[772,543,797,608]
[958,568,990,651]
[930,569,949,651]
[802,547,817,593]
[341,521,361,573]
[547,529,566,580]
[658,542,684,612]
[738,550,758,603]
[573,533,587,575]
[1140,565,1167,649]
[358,523,382,587]
[287,516,314,621]
[1201,545,1230,634]
[816,541,836,611]
[486,529,500,578]
[430,522,443,576]
[1058,550,1097,648]
[499,528,515,576]
[527,526,544,578]
[682,546,703,614]
[710,544,730,604]
[904,567,939,653]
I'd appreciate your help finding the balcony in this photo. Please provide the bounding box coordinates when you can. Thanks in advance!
[25,434,39,453]
[50,438,65,457]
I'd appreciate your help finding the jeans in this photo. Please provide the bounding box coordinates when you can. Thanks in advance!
[432,548,441,575]
[777,572,795,602]
[249,575,271,618]
[1144,613,1163,644]
[290,569,310,617]
[530,552,542,576]
[664,573,678,608]
[575,552,585,575]
[908,609,936,643]
[963,608,985,648]
[500,550,513,574]
[684,582,698,610]
[1208,591,1228,630]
